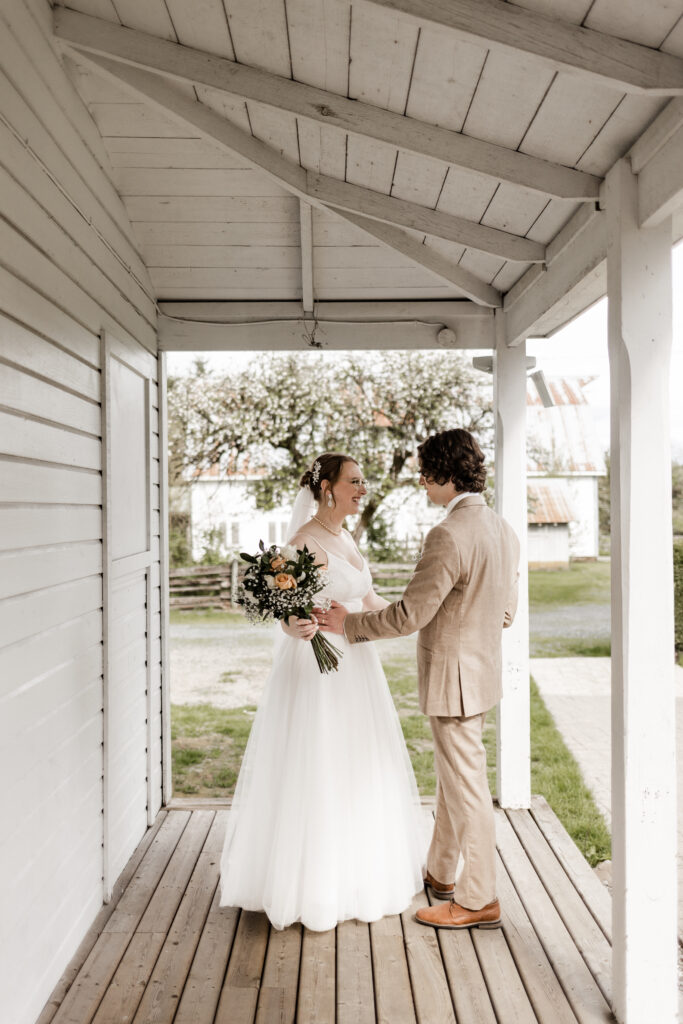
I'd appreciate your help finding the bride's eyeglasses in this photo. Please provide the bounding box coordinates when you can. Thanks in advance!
[345,476,369,490]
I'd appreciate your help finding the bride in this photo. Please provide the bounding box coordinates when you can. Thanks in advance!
[219,451,428,932]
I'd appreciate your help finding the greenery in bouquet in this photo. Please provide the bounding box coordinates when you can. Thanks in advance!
[238,540,342,673]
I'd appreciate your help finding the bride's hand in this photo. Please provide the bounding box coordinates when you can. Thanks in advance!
[281,615,318,641]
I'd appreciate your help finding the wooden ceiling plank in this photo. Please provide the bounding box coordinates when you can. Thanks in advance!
[124,196,300,222]
[358,0,683,94]
[584,0,683,50]
[297,121,347,177]
[519,72,625,168]
[73,47,545,265]
[134,222,301,246]
[333,210,502,305]
[222,0,292,76]
[163,0,236,59]
[110,0,177,41]
[575,93,667,175]
[114,167,290,196]
[72,51,308,195]
[405,25,486,131]
[244,102,302,166]
[54,7,601,200]
[286,0,350,93]
[142,245,302,268]
[104,136,251,169]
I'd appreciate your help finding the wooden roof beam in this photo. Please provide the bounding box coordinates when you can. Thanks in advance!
[309,175,543,263]
[158,300,496,350]
[53,6,600,201]
[360,0,683,95]
[503,205,606,345]
[299,201,314,314]
[334,211,502,306]
[68,51,536,292]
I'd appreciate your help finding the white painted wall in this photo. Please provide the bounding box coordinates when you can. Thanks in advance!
[0,4,160,1022]
[528,523,571,565]
[190,478,292,559]
[566,475,600,558]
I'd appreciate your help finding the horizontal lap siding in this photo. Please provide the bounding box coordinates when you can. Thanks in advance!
[0,4,162,1024]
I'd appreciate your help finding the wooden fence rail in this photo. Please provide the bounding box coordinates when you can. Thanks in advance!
[169,560,415,610]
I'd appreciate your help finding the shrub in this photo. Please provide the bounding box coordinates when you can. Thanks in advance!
[674,540,683,656]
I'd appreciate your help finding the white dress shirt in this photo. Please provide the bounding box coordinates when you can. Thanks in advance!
[445,491,478,514]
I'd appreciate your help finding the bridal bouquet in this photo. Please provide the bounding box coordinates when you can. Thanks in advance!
[238,540,342,673]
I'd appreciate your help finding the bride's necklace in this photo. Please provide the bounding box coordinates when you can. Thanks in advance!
[313,515,342,536]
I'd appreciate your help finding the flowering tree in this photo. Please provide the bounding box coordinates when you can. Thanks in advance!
[167,351,493,542]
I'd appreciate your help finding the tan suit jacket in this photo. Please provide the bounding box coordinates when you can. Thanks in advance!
[345,495,520,717]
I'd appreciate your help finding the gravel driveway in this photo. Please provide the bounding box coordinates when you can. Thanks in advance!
[171,602,610,708]
[170,619,416,708]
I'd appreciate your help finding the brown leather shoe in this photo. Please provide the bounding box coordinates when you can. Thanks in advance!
[415,898,502,930]
[424,870,455,900]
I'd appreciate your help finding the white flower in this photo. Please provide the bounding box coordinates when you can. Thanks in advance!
[265,575,275,589]
[281,544,297,560]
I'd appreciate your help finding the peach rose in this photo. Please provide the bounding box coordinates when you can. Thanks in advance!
[274,572,297,590]
[270,556,286,570]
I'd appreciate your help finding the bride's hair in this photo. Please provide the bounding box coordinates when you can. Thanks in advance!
[300,452,355,501]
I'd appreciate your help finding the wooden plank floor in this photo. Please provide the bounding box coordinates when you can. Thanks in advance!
[38,797,614,1024]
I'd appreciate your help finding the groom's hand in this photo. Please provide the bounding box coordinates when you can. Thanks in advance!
[312,600,347,635]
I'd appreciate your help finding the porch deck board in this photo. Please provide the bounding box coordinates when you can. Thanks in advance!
[40,799,614,1024]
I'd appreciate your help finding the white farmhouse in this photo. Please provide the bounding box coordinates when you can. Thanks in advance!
[527,375,607,566]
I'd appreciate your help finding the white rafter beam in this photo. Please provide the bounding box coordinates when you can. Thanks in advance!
[53,6,600,200]
[359,0,683,95]
[157,300,496,350]
[299,200,314,314]
[628,100,683,228]
[335,211,501,306]
[68,50,541,285]
[310,174,543,263]
[503,204,606,345]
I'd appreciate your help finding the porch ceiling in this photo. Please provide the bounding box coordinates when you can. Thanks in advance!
[54,0,683,327]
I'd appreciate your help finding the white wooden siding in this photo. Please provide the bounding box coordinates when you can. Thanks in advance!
[0,3,161,1023]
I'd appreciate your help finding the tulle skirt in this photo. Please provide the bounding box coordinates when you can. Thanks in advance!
[219,632,429,931]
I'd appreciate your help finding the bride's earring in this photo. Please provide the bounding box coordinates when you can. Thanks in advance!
[327,491,334,508]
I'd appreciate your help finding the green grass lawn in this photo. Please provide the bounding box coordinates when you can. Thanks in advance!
[171,649,611,866]
[528,559,611,608]
[530,636,611,658]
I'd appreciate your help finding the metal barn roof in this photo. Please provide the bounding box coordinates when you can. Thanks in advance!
[527,375,607,475]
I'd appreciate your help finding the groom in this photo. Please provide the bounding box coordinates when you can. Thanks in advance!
[320,428,520,929]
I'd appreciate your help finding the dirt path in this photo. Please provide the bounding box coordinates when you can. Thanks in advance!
[170,619,416,708]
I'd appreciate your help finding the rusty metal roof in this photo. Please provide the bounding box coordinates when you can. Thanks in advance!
[527,479,575,525]
[527,376,606,476]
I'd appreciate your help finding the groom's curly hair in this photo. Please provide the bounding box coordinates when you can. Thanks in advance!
[417,429,487,492]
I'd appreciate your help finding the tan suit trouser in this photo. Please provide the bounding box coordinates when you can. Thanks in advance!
[427,713,496,910]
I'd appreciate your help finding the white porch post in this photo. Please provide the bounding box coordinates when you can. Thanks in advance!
[493,310,531,808]
[606,158,677,1023]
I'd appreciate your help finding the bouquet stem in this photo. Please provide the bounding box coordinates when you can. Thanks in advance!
[311,631,342,673]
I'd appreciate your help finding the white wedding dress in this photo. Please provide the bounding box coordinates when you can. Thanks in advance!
[219,543,428,931]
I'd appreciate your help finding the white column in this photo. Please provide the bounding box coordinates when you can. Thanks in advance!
[493,310,531,809]
[606,158,677,1024]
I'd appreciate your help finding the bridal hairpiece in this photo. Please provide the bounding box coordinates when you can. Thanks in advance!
[311,460,321,484]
